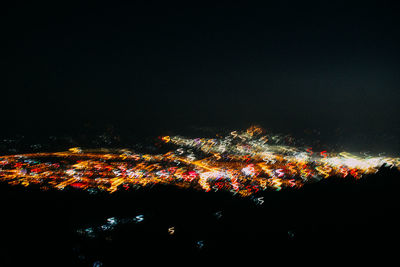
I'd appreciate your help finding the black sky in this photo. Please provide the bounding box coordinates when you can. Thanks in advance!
[1,1,400,149]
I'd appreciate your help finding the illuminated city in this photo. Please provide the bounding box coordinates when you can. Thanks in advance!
[2,1,400,264]
[1,126,398,197]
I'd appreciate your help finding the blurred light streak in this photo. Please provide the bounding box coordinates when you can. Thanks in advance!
[0,126,399,196]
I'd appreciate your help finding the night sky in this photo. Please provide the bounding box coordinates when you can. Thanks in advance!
[2,1,400,151]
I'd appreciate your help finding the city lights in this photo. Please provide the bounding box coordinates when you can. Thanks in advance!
[0,126,398,197]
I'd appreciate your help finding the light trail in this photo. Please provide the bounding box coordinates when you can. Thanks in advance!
[0,126,399,197]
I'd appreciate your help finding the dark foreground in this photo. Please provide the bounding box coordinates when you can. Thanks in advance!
[1,166,399,266]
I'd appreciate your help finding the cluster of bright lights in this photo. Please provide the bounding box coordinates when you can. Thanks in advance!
[0,126,399,197]
[76,215,145,239]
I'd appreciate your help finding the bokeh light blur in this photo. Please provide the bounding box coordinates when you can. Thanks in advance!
[1,126,398,197]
